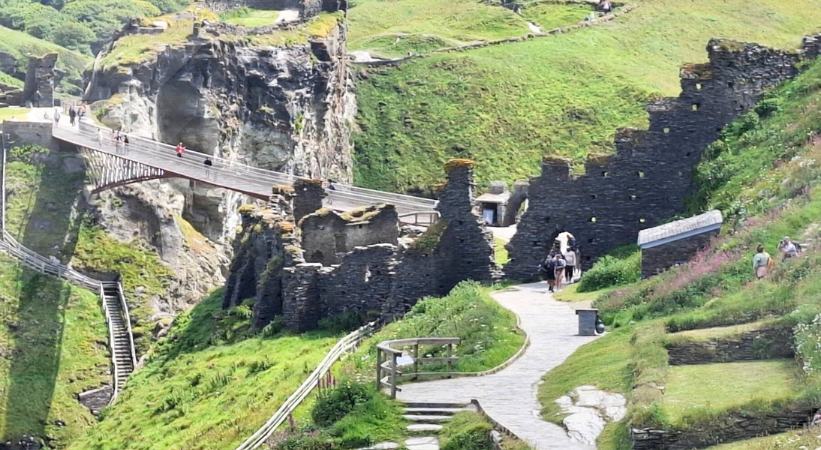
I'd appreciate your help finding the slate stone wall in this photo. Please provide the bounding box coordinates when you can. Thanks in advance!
[666,327,794,365]
[222,160,498,332]
[506,37,815,280]
[300,205,399,265]
[631,406,811,450]
[641,230,717,278]
[21,53,57,107]
[293,178,326,222]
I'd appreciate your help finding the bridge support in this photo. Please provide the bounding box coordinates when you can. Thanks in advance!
[80,147,169,194]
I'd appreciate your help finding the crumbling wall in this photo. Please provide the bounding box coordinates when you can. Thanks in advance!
[222,159,498,331]
[506,37,815,280]
[300,204,399,265]
[21,53,57,107]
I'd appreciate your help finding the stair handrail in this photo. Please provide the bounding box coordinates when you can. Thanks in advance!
[116,281,138,367]
[235,322,376,450]
[100,282,123,402]
[376,337,461,399]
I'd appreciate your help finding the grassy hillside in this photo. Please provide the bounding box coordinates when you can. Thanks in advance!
[352,0,821,193]
[0,256,109,447]
[536,57,821,449]
[0,25,89,90]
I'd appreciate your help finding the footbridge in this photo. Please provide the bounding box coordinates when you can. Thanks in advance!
[52,121,438,219]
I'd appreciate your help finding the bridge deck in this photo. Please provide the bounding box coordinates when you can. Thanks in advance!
[52,122,438,215]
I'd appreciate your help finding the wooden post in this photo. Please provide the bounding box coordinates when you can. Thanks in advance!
[376,348,383,391]
[390,353,398,399]
[447,343,453,378]
[413,343,419,380]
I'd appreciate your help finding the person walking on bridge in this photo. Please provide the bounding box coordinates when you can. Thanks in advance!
[203,158,213,178]
[175,142,185,158]
[68,105,77,126]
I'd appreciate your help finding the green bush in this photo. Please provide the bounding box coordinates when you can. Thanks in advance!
[578,247,641,292]
[274,431,334,450]
[440,412,494,450]
[311,382,372,427]
[796,313,821,375]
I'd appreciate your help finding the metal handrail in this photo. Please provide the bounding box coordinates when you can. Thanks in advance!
[53,121,439,213]
[376,337,460,399]
[235,322,375,450]
[100,283,122,401]
[116,281,138,367]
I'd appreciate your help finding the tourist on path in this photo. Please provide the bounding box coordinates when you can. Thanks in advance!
[175,142,185,158]
[564,248,576,283]
[53,107,61,126]
[752,245,772,279]
[540,253,557,293]
[122,134,129,154]
[96,128,103,148]
[554,253,567,290]
[68,105,76,126]
[778,236,800,261]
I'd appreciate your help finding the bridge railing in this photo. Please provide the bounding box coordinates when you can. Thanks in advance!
[235,322,376,450]
[55,121,438,213]
[376,337,460,399]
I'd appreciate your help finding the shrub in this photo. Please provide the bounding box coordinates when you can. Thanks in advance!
[440,412,494,450]
[318,310,364,333]
[311,382,372,427]
[578,247,641,292]
[273,431,334,450]
[796,313,821,375]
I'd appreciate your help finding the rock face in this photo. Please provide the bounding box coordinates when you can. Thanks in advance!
[555,385,627,446]
[75,8,355,322]
[222,160,498,332]
[506,36,820,279]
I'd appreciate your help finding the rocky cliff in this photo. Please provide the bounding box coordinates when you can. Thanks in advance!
[78,11,355,323]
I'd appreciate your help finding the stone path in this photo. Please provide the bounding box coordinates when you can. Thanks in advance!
[397,282,599,450]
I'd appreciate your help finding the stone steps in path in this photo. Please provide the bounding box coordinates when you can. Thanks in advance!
[359,402,472,450]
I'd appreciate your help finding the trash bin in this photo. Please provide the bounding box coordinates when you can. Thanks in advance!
[575,308,599,336]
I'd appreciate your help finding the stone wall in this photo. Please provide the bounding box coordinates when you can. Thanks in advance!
[506,37,818,280]
[21,53,57,107]
[631,406,812,449]
[2,121,57,151]
[641,231,717,278]
[300,204,399,265]
[222,160,498,331]
[666,327,794,365]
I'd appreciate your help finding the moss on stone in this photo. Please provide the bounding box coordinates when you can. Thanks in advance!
[444,158,475,172]
[339,204,388,223]
[238,204,256,215]
[272,184,295,195]
[408,219,447,253]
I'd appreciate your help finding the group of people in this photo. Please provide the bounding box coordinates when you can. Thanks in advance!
[67,104,88,126]
[539,231,580,293]
[112,129,130,154]
[752,236,803,279]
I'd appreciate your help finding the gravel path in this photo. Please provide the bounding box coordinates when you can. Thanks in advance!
[397,282,598,450]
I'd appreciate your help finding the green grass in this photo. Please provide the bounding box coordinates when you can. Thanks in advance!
[0,73,23,89]
[0,255,109,447]
[221,8,282,28]
[661,360,801,426]
[440,411,494,450]
[352,0,821,192]
[0,25,89,90]
[494,237,510,266]
[67,290,340,450]
[538,327,632,424]
[665,320,775,343]
[520,3,593,30]
[553,283,617,303]
[340,281,525,379]
[707,426,821,449]
[71,224,175,355]
[347,0,531,58]
[0,107,28,120]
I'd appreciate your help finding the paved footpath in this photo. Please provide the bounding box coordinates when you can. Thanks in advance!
[397,282,598,450]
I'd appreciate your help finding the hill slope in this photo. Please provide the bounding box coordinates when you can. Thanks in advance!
[352,0,821,193]
[0,25,90,93]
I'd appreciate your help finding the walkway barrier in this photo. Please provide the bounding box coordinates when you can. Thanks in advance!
[235,322,376,450]
[398,210,440,227]
[376,337,460,399]
[52,121,439,215]
[0,135,137,403]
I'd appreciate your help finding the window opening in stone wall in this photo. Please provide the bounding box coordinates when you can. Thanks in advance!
[602,171,608,177]
[639,218,646,223]
[663,127,670,134]
[630,194,637,201]
[727,81,734,88]
[696,83,702,90]
[588,238,594,244]
[544,216,551,223]
[637,171,645,178]
[692,103,700,111]
[590,217,597,223]
[590,194,597,200]
[364,265,371,282]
